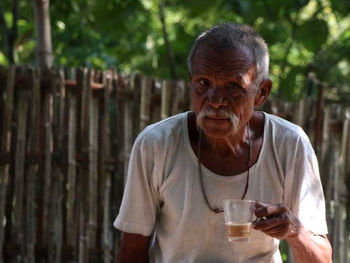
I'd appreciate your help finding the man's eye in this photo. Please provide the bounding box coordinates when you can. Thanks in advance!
[199,79,209,86]
[230,82,241,89]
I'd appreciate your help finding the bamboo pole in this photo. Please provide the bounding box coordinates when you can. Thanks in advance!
[314,84,324,156]
[40,73,54,262]
[171,80,185,115]
[131,74,141,138]
[321,108,331,185]
[140,76,153,130]
[161,80,173,119]
[0,64,15,263]
[12,88,30,260]
[304,98,316,146]
[88,91,99,254]
[339,108,349,263]
[344,108,350,263]
[102,74,113,263]
[294,99,306,127]
[78,68,90,263]
[328,105,342,262]
[123,75,133,184]
[111,71,123,252]
[66,79,78,260]
[151,79,161,123]
[25,68,41,263]
[39,76,54,262]
[48,68,64,263]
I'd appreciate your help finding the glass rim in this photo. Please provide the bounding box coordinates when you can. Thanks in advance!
[222,199,255,204]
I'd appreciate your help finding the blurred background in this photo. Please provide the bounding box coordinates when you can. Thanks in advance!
[0,0,349,100]
[0,0,349,262]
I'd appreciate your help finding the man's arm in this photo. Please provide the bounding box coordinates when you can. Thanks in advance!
[254,202,332,263]
[287,228,332,263]
[114,232,152,263]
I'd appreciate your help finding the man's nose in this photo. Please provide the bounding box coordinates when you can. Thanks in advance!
[207,87,228,108]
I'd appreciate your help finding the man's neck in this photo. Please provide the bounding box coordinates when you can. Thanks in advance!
[201,126,248,158]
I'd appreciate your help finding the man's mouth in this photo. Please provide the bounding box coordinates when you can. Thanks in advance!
[206,115,230,120]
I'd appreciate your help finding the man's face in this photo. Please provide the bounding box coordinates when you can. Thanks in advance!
[189,45,259,139]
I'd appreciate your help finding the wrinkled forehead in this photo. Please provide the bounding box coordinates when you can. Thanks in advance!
[191,45,257,77]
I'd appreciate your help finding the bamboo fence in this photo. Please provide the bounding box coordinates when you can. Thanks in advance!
[0,65,349,263]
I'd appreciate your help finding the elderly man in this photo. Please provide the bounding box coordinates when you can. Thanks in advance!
[114,23,332,262]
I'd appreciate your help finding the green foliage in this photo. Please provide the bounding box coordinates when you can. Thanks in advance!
[0,0,349,101]
[295,19,328,52]
[0,51,7,66]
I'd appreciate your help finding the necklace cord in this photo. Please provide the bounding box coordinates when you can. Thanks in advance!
[197,123,251,213]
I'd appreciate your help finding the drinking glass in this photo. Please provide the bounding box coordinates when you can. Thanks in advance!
[223,199,255,241]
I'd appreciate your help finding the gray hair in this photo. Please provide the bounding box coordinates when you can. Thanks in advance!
[187,23,269,85]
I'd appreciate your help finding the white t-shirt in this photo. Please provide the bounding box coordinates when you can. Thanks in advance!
[114,112,328,263]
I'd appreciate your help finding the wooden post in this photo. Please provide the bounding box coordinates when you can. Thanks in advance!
[314,83,324,157]
[39,72,54,262]
[0,65,15,263]
[25,68,41,263]
[140,76,153,130]
[171,80,186,115]
[131,74,141,138]
[294,99,306,128]
[111,70,123,253]
[78,68,90,263]
[151,79,161,123]
[122,75,133,184]
[344,108,350,263]
[161,80,173,119]
[88,88,99,254]
[328,105,342,262]
[12,88,30,260]
[304,98,316,146]
[321,108,331,185]
[48,68,64,263]
[102,74,113,263]
[339,108,349,263]
[66,76,78,261]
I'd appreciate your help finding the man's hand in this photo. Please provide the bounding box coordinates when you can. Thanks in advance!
[253,201,332,262]
[253,201,301,240]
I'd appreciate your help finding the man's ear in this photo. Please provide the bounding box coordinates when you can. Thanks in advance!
[254,79,272,107]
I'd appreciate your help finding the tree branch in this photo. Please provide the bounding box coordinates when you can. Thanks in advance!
[158,2,177,80]
[11,0,18,40]
[6,0,18,63]
[0,0,10,60]
[31,0,53,69]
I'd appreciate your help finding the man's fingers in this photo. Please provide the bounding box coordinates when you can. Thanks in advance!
[254,203,288,218]
[254,215,288,230]
[254,201,268,208]
[261,224,290,239]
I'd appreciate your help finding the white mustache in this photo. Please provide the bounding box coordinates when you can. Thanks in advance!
[196,107,240,131]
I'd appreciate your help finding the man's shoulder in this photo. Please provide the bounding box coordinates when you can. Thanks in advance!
[135,112,187,146]
[263,112,315,158]
[264,112,308,140]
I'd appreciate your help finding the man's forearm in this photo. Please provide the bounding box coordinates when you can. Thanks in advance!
[114,233,151,263]
[286,226,332,263]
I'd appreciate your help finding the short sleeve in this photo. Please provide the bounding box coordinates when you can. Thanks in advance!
[113,134,161,236]
[284,139,328,235]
